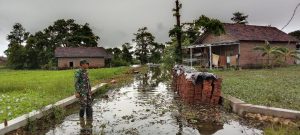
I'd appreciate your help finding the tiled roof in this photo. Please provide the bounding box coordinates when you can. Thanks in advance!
[55,47,111,58]
[223,23,299,42]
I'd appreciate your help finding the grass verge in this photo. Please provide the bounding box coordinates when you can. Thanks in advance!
[213,66,300,111]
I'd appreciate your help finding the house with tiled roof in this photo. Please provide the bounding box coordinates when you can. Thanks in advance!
[185,23,300,68]
[55,47,112,69]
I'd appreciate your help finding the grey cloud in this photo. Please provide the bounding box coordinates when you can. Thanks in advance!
[0,0,299,56]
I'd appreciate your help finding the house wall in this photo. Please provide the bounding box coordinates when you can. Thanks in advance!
[200,33,297,68]
[58,57,105,69]
[296,45,300,64]
[239,41,296,67]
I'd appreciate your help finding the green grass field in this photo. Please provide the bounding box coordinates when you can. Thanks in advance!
[213,66,300,111]
[0,67,128,123]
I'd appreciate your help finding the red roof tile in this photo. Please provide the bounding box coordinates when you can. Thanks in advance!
[55,47,111,58]
[223,23,299,42]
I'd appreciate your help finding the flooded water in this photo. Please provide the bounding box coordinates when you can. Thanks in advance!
[45,68,262,135]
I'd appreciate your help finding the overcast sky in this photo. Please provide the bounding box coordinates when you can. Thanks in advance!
[0,0,299,56]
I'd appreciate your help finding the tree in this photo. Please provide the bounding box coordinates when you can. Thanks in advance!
[112,47,122,59]
[6,23,29,45]
[5,23,29,69]
[121,43,133,64]
[5,43,26,69]
[149,43,165,63]
[45,19,100,48]
[277,47,300,65]
[24,35,40,69]
[253,40,281,67]
[5,19,101,69]
[195,15,225,36]
[106,47,129,67]
[289,30,300,40]
[171,0,183,63]
[167,15,225,69]
[161,40,177,70]
[133,27,159,64]
[231,12,248,24]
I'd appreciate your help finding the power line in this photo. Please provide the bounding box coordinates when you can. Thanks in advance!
[281,2,300,30]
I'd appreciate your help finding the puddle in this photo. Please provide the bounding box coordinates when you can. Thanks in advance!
[44,68,262,135]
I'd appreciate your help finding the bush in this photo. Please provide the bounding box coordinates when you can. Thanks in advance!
[111,59,130,67]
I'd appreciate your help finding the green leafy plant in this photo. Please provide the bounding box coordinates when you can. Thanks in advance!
[253,40,282,68]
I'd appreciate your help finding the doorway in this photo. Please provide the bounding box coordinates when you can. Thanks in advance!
[69,62,74,68]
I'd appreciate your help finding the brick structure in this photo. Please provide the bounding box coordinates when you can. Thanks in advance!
[173,66,222,105]
[55,47,112,69]
[192,23,299,68]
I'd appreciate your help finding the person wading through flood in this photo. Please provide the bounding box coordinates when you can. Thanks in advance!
[75,59,93,119]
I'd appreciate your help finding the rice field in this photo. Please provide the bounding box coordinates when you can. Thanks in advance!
[0,67,128,123]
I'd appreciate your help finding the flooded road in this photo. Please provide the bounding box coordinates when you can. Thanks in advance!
[45,68,262,135]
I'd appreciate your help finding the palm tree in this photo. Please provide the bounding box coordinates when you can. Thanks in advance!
[277,47,300,65]
[253,40,281,67]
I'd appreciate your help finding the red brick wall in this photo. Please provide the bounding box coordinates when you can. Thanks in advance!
[172,72,222,105]
[239,41,297,67]
[58,57,105,69]
[200,33,297,68]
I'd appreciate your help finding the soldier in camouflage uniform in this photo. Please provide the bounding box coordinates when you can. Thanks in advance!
[75,59,93,118]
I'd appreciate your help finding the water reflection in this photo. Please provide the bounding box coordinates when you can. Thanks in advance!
[79,118,93,135]
[44,67,261,135]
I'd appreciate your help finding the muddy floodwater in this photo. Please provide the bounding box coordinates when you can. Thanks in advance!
[45,68,262,135]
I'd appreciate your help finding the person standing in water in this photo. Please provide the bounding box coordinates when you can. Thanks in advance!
[75,59,93,119]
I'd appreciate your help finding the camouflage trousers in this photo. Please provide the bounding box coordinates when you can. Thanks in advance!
[79,95,93,118]
[79,95,93,108]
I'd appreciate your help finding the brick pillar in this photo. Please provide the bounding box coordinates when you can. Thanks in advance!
[210,78,222,105]
[194,83,203,104]
[202,80,213,103]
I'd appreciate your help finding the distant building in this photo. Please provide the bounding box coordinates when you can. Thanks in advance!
[55,47,112,69]
[0,56,7,66]
[187,23,299,68]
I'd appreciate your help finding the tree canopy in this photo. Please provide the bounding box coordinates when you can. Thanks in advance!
[5,19,100,69]
[231,12,248,24]
[289,30,300,40]
[133,27,163,64]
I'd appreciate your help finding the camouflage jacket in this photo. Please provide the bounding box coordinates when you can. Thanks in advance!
[75,68,91,96]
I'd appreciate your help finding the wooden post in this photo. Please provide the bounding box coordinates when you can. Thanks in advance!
[209,45,212,70]
[238,43,240,69]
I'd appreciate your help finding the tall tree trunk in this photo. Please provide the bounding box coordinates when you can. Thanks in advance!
[175,0,182,64]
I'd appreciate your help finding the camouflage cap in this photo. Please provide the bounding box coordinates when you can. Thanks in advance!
[80,59,89,65]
